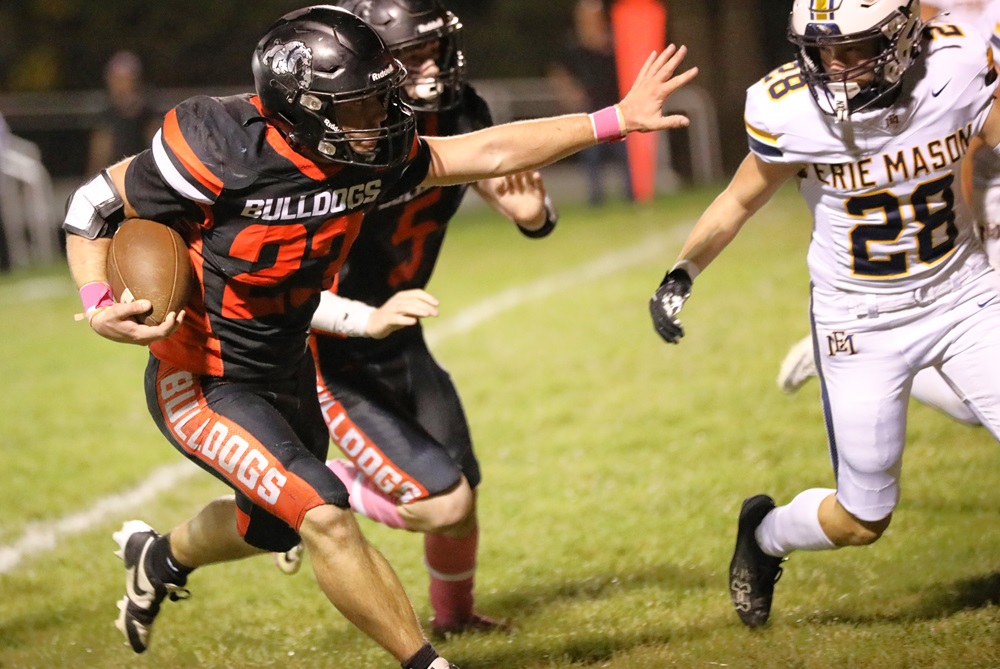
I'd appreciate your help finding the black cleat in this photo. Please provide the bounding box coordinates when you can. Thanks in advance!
[729,494,784,628]
[112,520,189,653]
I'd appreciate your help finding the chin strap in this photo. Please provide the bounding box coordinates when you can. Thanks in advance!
[829,81,861,123]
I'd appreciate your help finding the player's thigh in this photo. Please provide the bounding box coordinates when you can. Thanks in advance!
[812,317,910,522]
[402,342,480,486]
[317,367,463,501]
[939,296,1000,436]
[144,356,348,540]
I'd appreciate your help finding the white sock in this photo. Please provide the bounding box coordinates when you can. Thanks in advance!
[756,488,837,557]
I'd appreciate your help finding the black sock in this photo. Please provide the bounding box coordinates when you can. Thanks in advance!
[401,642,439,669]
[147,534,194,586]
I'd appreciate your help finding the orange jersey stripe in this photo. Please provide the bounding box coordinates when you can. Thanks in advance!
[150,228,225,377]
[162,109,225,196]
[250,95,344,181]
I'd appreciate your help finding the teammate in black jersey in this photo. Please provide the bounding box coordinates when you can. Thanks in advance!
[62,4,696,665]
[264,0,557,638]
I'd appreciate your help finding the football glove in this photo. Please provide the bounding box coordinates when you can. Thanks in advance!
[649,267,692,344]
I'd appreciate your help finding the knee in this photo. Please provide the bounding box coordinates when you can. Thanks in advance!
[300,504,361,545]
[400,482,475,533]
[831,512,892,547]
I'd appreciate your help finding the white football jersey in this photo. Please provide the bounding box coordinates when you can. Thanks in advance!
[971,0,1000,191]
[745,23,997,294]
[927,0,990,30]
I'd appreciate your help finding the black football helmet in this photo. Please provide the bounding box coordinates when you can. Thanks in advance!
[252,5,416,167]
[333,0,465,111]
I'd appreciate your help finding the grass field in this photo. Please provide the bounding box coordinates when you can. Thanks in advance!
[1,184,998,669]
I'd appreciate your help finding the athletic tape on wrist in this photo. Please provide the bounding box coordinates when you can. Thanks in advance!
[311,291,375,337]
[588,105,626,143]
[78,281,114,324]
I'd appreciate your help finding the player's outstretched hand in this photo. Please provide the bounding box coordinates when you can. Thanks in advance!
[89,300,186,345]
[480,171,547,229]
[367,289,440,339]
[649,267,692,344]
[618,45,699,134]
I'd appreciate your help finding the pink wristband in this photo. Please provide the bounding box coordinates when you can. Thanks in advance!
[588,105,626,143]
[80,281,114,316]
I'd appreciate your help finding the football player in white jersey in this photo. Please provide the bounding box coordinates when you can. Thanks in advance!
[648,0,1000,628]
[779,0,1000,426]
[923,0,987,22]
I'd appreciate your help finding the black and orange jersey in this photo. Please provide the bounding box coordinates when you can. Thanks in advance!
[315,85,492,359]
[124,94,430,381]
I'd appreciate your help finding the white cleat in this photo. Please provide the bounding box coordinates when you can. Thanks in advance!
[112,520,189,653]
[776,335,817,394]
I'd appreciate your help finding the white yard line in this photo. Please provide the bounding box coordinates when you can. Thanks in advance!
[0,462,196,573]
[0,229,683,574]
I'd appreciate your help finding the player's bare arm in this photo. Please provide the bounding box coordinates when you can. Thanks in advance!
[421,45,698,186]
[675,154,802,272]
[65,157,184,345]
[648,153,801,344]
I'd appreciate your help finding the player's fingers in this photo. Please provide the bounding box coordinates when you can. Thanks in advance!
[635,48,663,81]
[655,114,692,130]
[661,65,699,95]
[658,44,687,81]
[397,288,439,306]
[119,299,153,318]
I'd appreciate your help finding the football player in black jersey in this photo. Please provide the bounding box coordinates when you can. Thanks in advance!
[267,0,557,639]
[62,4,696,666]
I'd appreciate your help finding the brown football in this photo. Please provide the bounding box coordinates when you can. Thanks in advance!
[106,218,193,326]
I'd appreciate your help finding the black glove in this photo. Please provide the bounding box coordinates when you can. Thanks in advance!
[648,267,692,344]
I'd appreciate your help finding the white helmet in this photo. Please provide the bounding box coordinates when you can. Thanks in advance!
[789,0,924,121]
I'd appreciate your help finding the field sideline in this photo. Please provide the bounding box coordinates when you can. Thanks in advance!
[1,185,997,668]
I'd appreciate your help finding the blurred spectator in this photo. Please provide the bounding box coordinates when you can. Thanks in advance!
[87,51,159,175]
[548,0,632,206]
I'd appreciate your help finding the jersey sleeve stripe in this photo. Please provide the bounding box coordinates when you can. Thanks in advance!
[748,135,784,158]
[152,130,215,204]
[745,119,779,145]
[162,109,225,196]
[745,119,783,157]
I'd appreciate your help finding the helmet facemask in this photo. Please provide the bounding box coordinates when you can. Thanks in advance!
[789,1,923,122]
[290,71,416,167]
[343,0,467,112]
[392,24,465,111]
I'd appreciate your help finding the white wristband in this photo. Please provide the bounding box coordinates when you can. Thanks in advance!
[311,291,376,337]
[672,259,701,280]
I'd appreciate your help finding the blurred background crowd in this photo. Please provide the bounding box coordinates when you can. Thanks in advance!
[0,0,790,271]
